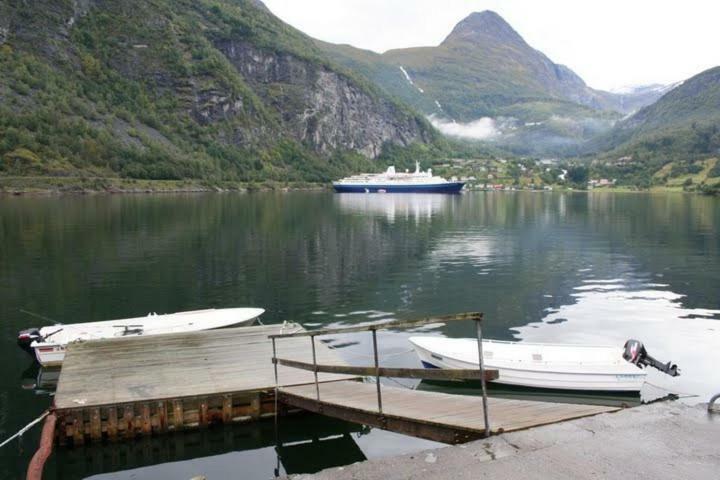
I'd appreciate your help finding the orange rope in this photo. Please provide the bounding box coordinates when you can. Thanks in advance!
[26,412,56,480]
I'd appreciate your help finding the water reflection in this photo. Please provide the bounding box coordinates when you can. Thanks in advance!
[417,380,643,408]
[335,193,453,222]
[513,275,720,402]
[52,416,367,480]
[1,192,719,480]
[428,233,501,270]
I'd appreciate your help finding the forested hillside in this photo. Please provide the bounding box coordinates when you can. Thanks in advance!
[0,0,437,186]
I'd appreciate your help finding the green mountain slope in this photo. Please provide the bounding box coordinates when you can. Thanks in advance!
[0,0,436,185]
[318,11,667,156]
[596,66,720,156]
[590,67,720,190]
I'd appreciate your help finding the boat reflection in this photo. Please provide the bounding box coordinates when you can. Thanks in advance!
[335,193,455,222]
[20,364,60,394]
[416,379,642,408]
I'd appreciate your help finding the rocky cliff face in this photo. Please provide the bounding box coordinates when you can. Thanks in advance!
[217,39,428,158]
[0,0,436,182]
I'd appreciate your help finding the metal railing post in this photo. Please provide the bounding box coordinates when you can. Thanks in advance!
[311,335,320,402]
[272,337,279,427]
[372,328,383,414]
[475,317,490,437]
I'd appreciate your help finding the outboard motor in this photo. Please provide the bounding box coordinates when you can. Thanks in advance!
[623,339,680,377]
[17,328,42,354]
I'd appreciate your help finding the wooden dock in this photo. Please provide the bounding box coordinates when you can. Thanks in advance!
[51,312,626,448]
[271,313,624,444]
[279,382,621,444]
[53,323,355,444]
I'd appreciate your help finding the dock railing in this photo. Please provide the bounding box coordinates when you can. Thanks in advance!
[269,312,495,437]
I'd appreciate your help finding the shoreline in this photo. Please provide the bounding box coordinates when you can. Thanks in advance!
[1,177,713,196]
[0,176,328,196]
[288,402,718,480]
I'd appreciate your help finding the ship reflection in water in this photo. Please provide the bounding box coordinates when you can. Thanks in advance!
[335,192,456,223]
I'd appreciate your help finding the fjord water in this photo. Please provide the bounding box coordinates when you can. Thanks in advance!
[1,192,719,479]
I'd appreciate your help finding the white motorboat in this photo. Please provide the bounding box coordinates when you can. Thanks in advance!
[18,308,264,367]
[409,336,649,392]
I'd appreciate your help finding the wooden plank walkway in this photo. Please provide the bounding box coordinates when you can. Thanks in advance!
[51,319,623,447]
[279,381,622,444]
[53,324,355,444]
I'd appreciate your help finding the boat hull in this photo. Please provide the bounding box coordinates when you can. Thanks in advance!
[30,308,263,367]
[333,182,464,194]
[410,337,646,392]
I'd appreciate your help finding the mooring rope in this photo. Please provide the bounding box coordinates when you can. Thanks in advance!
[0,410,50,449]
[643,381,700,399]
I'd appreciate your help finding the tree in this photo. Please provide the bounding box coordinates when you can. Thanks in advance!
[567,166,589,185]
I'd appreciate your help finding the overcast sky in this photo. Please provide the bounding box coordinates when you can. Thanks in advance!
[261,0,720,91]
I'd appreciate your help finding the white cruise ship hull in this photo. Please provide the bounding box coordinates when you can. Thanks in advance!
[333,182,464,193]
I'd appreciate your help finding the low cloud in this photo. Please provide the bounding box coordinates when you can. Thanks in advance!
[428,115,499,140]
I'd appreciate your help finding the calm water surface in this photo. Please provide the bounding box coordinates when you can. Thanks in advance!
[1,192,719,479]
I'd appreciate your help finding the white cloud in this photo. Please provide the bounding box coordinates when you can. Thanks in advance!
[428,115,499,140]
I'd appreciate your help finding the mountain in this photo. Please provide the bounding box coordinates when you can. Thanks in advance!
[590,67,720,189]
[608,83,680,114]
[0,0,436,185]
[318,11,664,156]
[618,70,719,132]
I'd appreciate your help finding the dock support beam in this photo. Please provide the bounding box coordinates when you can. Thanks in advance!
[172,400,183,431]
[107,407,118,441]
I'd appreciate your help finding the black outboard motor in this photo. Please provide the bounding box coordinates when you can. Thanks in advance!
[17,327,42,354]
[623,339,680,377]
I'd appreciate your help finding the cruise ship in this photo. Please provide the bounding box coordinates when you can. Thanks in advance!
[333,163,464,193]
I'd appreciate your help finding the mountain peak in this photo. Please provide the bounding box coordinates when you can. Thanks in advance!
[442,11,524,46]
[247,0,270,13]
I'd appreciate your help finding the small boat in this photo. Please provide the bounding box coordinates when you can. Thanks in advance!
[409,336,649,392]
[18,308,264,367]
[333,163,464,194]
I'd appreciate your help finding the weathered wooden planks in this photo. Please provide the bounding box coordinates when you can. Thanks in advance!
[279,381,621,444]
[53,324,355,444]
[54,324,352,409]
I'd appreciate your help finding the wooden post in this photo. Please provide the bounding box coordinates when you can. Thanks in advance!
[157,401,168,433]
[250,393,261,420]
[222,395,233,423]
[72,411,84,446]
[475,317,490,437]
[172,400,184,430]
[107,407,118,442]
[199,398,208,427]
[311,335,320,402]
[141,403,151,436]
[372,329,383,414]
[58,416,68,447]
[89,408,102,442]
[123,405,134,440]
